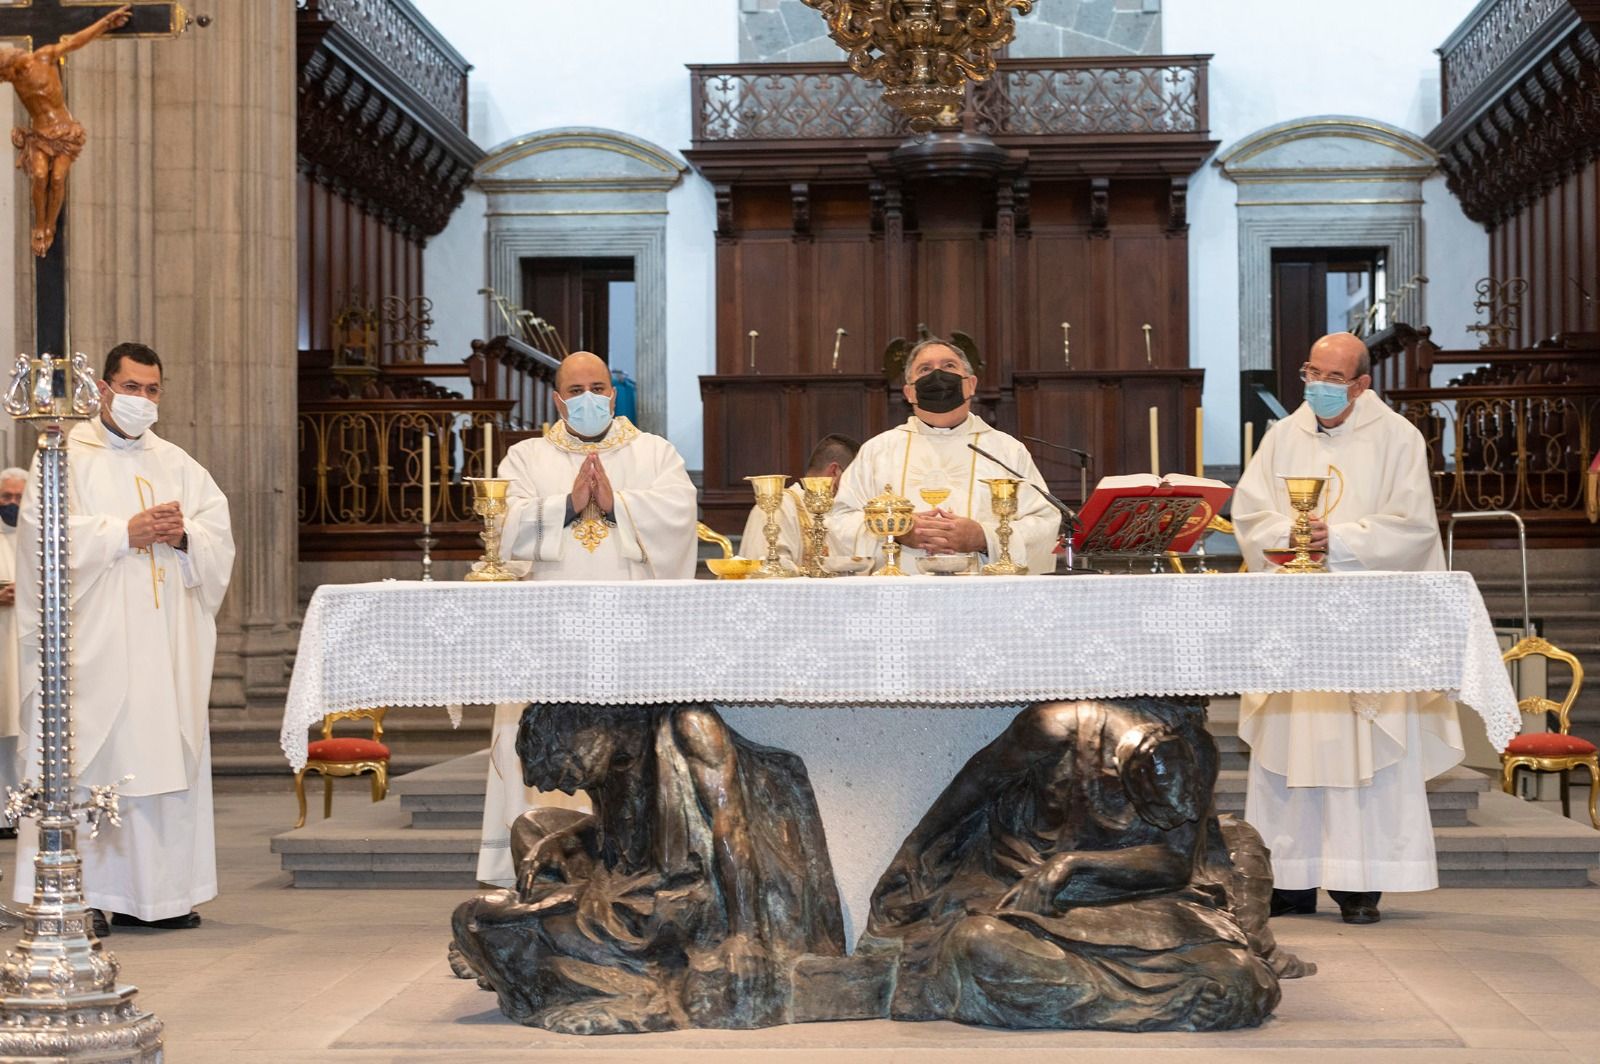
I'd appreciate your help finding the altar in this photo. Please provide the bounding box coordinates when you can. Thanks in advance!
[282,571,1520,941]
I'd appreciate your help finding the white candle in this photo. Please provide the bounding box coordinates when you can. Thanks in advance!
[1194,406,1204,478]
[1243,421,1255,467]
[484,421,494,477]
[1149,407,1160,475]
[421,432,431,523]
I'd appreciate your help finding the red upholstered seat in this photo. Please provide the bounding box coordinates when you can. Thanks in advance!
[306,737,390,762]
[1505,733,1597,757]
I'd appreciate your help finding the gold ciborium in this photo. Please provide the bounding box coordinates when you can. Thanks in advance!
[863,484,916,576]
[799,475,837,578]
[745,474,792,578]
[1277,474,1329,574]
[979,477,1029,575]
[464,477,519,582]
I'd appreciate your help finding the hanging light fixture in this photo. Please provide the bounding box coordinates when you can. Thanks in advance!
[800,0,1034,132]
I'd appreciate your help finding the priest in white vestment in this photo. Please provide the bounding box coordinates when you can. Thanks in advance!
[1233,331,1460,926]
[476,352,697,885]
[13,344,234,932]
[832,340,1057,572]
[0,467,26,837]
[736,433,858,565]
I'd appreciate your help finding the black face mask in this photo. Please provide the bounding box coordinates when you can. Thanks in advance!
[0,504,16,528]
[912,369,967,414]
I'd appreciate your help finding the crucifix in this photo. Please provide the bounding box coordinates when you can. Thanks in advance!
[0,0,203,357]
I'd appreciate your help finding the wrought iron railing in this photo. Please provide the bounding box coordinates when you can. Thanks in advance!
[297,0,471,128]
[690,57,1209,144]
[1438,0,1570,114]
[298,401,507,529]
[1389,384,1600,515]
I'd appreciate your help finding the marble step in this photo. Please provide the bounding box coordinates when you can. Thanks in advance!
[271,750,1600,891]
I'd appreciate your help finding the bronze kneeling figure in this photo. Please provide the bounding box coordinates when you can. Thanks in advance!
[449,703,846,1034]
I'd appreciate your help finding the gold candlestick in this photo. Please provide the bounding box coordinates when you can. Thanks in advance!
[1277,474,1329,574]
[979,477,1029,575]
[464,477,518,582]
[748,329,760,372]
[799,475,837,578]
[831,327,847,372]
[745,474,792,578]
[1142,323,1153,366]
[862,484,915,576]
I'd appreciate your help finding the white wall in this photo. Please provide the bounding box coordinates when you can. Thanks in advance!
[412,0,738,467]
[1166,0,1488,463]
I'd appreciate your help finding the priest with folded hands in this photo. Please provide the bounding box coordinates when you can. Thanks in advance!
[831,339,1057,572]
[474,351,697,885]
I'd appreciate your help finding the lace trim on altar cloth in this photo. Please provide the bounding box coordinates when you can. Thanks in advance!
[278,571,1520,769]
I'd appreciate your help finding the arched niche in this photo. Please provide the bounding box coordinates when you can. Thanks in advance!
[477,128,687,434]
[1218,116,1438,373]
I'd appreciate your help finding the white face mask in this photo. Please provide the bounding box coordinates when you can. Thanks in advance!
[109,393,159,437]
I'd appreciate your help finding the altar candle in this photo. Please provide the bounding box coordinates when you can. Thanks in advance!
[1243,421,1255,467]
[421,433,431,523]
[1149,407,1160,475]
[1194,406,1204,478]
[483,421,494,477]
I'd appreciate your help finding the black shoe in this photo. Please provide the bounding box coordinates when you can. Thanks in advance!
[1331,890,1382,925]
[91,910,110,938]
[109,911,201,930]
[0,826,17,840]
[1269,887,1318,917]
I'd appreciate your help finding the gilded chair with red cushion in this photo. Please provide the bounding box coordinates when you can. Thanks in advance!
[1500,637,1596,828]
[294,707,391,828]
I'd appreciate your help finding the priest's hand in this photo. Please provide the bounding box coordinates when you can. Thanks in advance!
[128,503,183,550]
[1308,518,1329,552]
[906,510,986,554]
[588,455,614,515]
[0,584,12,608]
[570,461,594,514]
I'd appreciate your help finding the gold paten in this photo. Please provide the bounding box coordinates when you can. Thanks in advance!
[863,484,916,576]
[745,474,793,578]
[979,477,1028,575]
[464,477,519,581]
[1276,475,1329,574]
[799,475,838,578]
[799,0,1034,131]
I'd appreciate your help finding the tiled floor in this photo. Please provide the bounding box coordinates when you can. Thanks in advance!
[5,780,1600,1063]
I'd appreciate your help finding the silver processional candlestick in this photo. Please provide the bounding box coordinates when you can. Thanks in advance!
[0,353,163,1060]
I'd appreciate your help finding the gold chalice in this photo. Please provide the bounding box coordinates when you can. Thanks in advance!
[1277,474,1329,574]
[979,477,1029,575]
[863,484,915,576]
[464,477,518,582]
[799,475,837,579]
[745,474,792,578]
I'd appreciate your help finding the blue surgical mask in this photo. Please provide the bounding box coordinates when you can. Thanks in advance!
[1304,381,1351,420]
[0,503,15,528]
[561,391,613,438]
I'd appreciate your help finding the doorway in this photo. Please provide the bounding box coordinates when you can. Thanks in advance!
[519,257,637,377]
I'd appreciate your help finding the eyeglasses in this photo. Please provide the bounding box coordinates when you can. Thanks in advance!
[1299,364,1357,386]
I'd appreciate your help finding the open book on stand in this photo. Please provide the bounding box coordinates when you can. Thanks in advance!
[1071,473,1232,555]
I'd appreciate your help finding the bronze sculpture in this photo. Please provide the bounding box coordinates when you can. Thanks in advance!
[448,703,846,1034]
[856,698,1303,1031]
[0,3,131,256]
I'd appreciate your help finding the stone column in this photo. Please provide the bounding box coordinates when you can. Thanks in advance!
[55,6,300,713]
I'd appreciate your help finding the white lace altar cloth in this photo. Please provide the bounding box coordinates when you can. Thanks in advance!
[280,571,1519,769]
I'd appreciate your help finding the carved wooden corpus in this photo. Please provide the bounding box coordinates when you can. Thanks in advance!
[1089,177,1111,238]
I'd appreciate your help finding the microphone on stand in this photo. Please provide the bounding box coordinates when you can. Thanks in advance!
[1021,434,1092,465]
[966,441,1089,575]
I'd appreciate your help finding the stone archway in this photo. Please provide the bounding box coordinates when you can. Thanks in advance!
[476,128,687,435]
[1218,116,1438,375]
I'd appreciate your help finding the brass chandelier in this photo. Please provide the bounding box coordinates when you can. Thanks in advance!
[800,0,1034,131]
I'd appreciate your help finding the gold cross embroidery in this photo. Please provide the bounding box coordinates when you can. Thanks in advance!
[573,501,610,553]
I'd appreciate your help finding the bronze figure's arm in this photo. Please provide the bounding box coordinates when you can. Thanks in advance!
[674,708,761,940]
